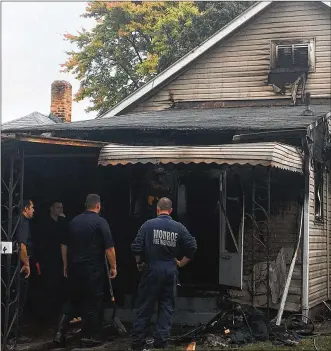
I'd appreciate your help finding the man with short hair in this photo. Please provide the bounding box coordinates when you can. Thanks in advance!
[131,197,197,351]
[61,194,117,347]
[8,199,35,344]
[35,201,67,321]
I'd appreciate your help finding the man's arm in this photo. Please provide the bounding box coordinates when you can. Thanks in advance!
[177,224,197,268]
[131,224,147,271]
[100,219,117,279]
[17,218,30,278]
[60,222,69,277]
[61,244,68,277]
[20,243,30,278]
[105,246,117,278]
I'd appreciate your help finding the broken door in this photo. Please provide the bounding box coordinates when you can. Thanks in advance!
[218,170,245,289]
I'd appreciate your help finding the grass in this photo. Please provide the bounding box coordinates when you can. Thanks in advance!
[240,336,331,351]
[97,335,331,351]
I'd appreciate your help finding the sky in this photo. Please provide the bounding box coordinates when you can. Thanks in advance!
[2,1,97,123]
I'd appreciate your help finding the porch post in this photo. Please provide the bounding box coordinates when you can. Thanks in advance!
[302,155,310,318]
[1,146,25,349]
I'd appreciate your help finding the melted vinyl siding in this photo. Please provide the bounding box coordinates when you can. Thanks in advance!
[132,1,331,113]
[308,165,329,308]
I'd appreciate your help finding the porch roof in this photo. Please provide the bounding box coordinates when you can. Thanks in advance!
[98,141,303,173]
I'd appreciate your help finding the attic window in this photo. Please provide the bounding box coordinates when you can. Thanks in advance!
[271,39,315,72]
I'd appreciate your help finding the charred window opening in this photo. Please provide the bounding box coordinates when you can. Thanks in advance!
[314,162,324,220]
[268,38,314,105]
[270,38,315,72]
[276,44,309,69]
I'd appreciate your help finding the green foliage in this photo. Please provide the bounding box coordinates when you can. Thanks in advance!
[62,1,254,115]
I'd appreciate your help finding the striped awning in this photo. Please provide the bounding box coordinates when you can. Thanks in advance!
[98,142,303,173]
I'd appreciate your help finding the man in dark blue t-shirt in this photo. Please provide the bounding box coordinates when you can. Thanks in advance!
[8,199,35,345]
[131,197,197,351]
[60,194,116,348]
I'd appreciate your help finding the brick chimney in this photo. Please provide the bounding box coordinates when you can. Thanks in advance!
[50,80,72,122]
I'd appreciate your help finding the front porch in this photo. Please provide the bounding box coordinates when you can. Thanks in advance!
[1,136,306,343]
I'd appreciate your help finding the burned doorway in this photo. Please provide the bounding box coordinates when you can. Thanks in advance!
[176,167,220,289]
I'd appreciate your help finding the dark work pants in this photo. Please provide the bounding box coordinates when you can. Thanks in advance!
[68,264,105,339]
[132,263,177,349]
[40,264,64,321]
[7,270,29,339]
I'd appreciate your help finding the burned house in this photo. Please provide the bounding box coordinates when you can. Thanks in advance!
[1,0,331,332]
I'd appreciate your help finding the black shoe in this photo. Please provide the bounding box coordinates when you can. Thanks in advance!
[81,337,103,348]
[131,341,153,351]
[16,335,33,344]
[53,332,66,346]
[53,313,70,346]
[131,342,146,351]
[154,342,168,349]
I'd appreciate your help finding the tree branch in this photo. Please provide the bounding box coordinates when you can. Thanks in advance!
[127,34,143,64]
[118,63,139,88]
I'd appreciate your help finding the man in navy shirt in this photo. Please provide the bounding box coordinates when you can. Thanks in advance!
[59,194,117,348]
[35,201,67,321]
[8,199,35,345]
[131,197,197,350]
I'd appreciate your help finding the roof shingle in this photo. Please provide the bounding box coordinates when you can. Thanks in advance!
[1,112,62,131]
[3,105,330,133]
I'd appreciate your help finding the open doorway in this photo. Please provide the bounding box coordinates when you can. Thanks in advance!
[99,164,247,294]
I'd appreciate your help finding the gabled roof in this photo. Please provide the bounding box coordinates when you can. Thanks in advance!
[1,111,62,131]
[100,1,330,119]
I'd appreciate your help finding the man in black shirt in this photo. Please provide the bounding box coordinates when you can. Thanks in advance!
[61,194,117,347]
[131,197,197,350]
[35,201,67,321]
[9,199,35,344]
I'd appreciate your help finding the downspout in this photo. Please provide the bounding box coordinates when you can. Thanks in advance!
[302,150,310,318]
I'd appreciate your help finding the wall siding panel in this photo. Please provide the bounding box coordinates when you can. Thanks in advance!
[308,164,329,309]
[132,1,331,113]
[328,174,331,299]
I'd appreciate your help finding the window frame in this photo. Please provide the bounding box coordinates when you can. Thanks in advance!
[270,38,316,72]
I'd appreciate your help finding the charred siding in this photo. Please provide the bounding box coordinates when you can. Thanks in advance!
[308,164,329,308]
[243,200,302,311]
[132,1,331,113]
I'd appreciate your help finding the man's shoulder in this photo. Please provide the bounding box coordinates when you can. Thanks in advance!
[97,215,109,226]
[70,212,86,224]
[171,220,188,233]
[141,218,156,227]
[143,217,186,231]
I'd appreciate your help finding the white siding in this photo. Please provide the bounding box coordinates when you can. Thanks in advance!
[328,173,331,300]
[131,1,331,113]
[308,164,329,308]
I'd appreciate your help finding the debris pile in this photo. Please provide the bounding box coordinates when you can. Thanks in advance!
[173,298,269,349]
[173,296,318,349]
